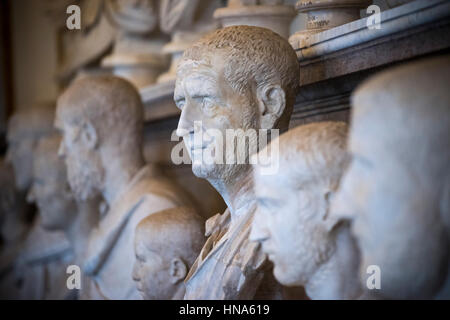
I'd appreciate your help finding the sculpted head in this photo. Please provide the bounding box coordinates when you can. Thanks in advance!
[28,135,77,231]
[332,57,450,299]
[175,25,299,181]
[250,122,350,287]
[132,207,205,300]
[55,75,144,201]
[6,104,56,191]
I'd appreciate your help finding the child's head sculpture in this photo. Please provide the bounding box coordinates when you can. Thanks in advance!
[132,207,205,300]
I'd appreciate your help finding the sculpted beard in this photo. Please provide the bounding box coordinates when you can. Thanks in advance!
[66,152,104,201]
[274,223,335,286]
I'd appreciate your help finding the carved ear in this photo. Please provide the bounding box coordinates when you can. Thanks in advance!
[323,190,341,232]
[257,85,286,129]
[80,121,98,150]
[169,258,187,284]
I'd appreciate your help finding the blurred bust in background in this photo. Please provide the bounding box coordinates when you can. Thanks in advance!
[6,104,56,192]
[56,75,194,299]
[332,56,450,300]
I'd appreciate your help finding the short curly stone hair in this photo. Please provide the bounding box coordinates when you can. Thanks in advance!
[254,121,349,190]
[56,75,144,151]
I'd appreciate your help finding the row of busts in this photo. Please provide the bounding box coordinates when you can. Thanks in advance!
[62,0,416,89]
[1,24,449,300]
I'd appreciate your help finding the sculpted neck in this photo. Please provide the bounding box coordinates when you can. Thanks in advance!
[66,199,100,264]
[208,164,255,223]
[101,146,145,205]
[305,225,362,300]
[171,284,186,300]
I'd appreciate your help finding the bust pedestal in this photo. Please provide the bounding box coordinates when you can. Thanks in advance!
[101,34,169,88]
[289,0,371,49]
[214,4,296,39]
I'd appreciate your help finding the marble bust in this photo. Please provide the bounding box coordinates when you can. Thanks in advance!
[250,122,363,300]
[13,135,75,300]
[102,0,170,88]
[28,135,100,282]
[43,0,116,85]
[0,105,56,298]
[132,206,205,300]
[6,105,56,192]
[29,135,78,233]
[332,56,450,300]
[156,0,222,83]
[174,25,300,299]
[56,75,193,300]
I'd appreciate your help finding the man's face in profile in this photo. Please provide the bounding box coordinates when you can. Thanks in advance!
[251,165,333,287]
[29,160,75,231]
[133,231,176,300]
[332,114,448,298]
[54,108,103,201]
[174,55,259,180]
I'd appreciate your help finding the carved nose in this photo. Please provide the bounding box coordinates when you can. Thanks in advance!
[176,116,191,138]
[176,104,196,137]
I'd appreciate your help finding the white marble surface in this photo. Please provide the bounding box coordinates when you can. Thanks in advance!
[291,0,450,60]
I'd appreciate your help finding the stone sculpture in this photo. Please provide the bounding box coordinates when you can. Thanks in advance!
[157,0,223,83]
[289,0,370,50]
[56,75,193,300]
[174,25,300,299]
[214,0,296,39]
[4,135,75,300]
[102,0,170,88]
[28,135,100,283]
[133,206,205,300]
[43,0,116,85]
[250,122,363,299]
[6,105,56,192]
[332,56,450,299]
[0,105,56,298]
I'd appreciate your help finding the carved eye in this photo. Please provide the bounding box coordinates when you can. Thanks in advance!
[201,97,215,112]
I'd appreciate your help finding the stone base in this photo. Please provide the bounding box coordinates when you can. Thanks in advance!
[102,53,168,88]
[214,5,296,39]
